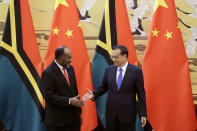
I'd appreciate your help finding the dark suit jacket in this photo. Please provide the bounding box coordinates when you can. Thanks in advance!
[41,61,81,127]
[93,63,147,123]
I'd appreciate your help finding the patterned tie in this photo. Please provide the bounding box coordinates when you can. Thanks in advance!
[62,67,70,86]
[117,68,123,90]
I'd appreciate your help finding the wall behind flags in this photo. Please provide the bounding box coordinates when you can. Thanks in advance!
[0,0,196,105]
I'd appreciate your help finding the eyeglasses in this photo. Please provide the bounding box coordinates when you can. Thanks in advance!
[111,55,121,59]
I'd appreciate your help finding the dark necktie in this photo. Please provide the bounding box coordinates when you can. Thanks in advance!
[117,68,123,90]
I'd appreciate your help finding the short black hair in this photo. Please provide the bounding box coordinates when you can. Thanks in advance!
[55,46,67,59]
[112,45,128,58]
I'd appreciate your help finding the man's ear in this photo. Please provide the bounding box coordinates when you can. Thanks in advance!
[56,57,62,63]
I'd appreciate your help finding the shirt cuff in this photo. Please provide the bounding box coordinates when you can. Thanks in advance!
[69,98,71,104]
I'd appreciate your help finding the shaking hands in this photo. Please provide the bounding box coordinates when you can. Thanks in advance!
[70,89,94,107]
[70,95,84,107]
[82,89,94,102]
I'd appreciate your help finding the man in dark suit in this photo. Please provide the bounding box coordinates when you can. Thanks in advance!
[83,45,147,131]
[42,46,84,131]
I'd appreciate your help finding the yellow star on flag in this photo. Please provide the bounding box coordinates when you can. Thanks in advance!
[154,0,168,12]
[52,26,60,35]
[165,31,173,40]
[54,0,69,11]
[152,28,159,37]
[65,29,73,38]
[77,21,82,28]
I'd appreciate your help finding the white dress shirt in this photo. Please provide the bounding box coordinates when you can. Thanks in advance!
[116,62,128,83]
[54,59,69,76]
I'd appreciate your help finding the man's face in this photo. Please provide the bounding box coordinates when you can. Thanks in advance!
[60,48,72,68]
[111,49,127,67]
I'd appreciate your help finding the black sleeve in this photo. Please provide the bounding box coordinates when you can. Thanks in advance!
[136,68,147,117]
[69,66,79,96]
[93,67,109,100]
[69,66,82,114]
[41,71,70,109]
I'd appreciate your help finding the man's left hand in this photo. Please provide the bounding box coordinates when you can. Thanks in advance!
[141,117,146,127]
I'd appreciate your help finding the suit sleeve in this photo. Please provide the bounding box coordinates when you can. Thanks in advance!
[136,68,147,117]
[70,67,79,97]
[69,66,82,114]
[93,67,109,100]
[41,71,70,109]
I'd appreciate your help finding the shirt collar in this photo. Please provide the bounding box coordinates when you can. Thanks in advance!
[54,59,64,70]
[117,62,128,72]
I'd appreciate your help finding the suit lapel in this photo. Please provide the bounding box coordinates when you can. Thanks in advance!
[52,62,71,88]
[112,66,119,92]
[65,66,76,94]
[118,63,130,91]
[66,67,73,87]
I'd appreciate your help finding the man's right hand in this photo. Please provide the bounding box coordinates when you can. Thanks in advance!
[82,89,93,102]
[70,96,84,107]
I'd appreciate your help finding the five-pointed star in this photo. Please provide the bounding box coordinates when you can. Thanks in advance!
[54,0,69,11]
[165,31,173,40]
[152,28,159,37]
[154,0,168,12]
[65,29,73,38]
[77,21,82,28]
[52,26,60,35]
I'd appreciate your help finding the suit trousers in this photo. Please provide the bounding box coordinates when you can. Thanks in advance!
[106,117,136,131]
[47,121,81,131]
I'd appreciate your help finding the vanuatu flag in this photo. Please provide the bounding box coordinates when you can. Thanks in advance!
[0,0,46,131]
[91,0,137,128]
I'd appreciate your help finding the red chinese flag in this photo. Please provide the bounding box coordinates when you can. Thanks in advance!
[142,0,196,131]
[116,0,137,65]
[44,0,97,130]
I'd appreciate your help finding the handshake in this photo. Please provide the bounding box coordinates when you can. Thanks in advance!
[70,89,93,107]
